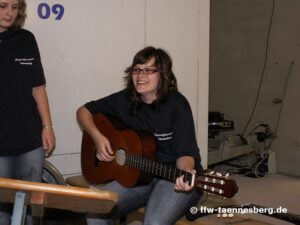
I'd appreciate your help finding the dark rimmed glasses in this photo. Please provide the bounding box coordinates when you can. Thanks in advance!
[131,67,159,75]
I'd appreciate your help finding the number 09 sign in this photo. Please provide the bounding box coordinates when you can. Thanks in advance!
[37,2,65,20]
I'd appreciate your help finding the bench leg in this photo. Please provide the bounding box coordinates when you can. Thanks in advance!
[11,191,27,225]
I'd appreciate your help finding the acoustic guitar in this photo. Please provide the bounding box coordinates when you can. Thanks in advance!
[81,113,238,198]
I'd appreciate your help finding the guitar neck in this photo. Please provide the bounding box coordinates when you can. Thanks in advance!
[249,204,300,224]
[263,212,300,224]
[119,150,237,198]
[124,152,192,184]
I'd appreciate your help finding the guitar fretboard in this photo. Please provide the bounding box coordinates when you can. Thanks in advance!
[124,151,193,184]
[114,149,236,197]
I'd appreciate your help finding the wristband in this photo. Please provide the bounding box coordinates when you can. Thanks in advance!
[42,125,54,129]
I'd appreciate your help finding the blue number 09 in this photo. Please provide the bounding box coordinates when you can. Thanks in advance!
[38,3,65,20]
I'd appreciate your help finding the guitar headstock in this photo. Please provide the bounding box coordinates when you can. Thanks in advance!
[195,171,238,198]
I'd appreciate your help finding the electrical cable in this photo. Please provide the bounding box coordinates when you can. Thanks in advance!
[253,157,268,177]
[241,0,276,136]
[265,61,295,150]
[225,151,268,178]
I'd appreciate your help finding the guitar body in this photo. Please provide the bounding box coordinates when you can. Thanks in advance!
[81,113,156,187]
[81,113,238,198]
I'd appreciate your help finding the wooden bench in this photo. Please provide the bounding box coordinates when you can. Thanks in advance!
[0,177,118,225]
[65,175,274,225]
[66,175,198,225]
[66,175,90,188]
[129,207,205,225]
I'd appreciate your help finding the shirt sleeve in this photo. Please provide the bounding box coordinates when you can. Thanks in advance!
[84,90,126,116]
[172,96,201,165]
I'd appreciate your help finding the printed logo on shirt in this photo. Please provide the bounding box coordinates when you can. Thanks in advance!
[154,132,173,141]
[15,57,34,66]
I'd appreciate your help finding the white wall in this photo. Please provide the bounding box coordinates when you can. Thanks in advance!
[25,0,209,177]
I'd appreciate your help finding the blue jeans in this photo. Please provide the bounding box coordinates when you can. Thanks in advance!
[87,178,201,225]
[0,147,44,225]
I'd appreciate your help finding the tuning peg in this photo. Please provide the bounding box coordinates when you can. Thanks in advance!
[216,172,222,177]
[209,171,215,175]
[225,173,230,177]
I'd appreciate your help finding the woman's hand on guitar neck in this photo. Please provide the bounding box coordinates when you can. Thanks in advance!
[175,156,195,192]
[175,170,195,192]
[94,133,115,162]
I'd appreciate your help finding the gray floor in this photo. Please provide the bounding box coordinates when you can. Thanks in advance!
[221,173,300,225]
[126,173,300,225]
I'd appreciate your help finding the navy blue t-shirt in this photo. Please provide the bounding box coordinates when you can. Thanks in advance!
[0,29,45,156]
[85,89,202,172]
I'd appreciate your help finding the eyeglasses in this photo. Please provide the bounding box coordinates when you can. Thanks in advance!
[131,67,159,75]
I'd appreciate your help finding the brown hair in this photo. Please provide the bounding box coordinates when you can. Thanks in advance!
[12,0,27,29]
[124,46,178,112]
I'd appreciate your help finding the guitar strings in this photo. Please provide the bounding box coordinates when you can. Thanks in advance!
[117,151,226,186]
[123,152,193,182]
[117,152,228,195]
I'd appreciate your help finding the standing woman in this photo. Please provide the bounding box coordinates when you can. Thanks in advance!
[0,0,55,224]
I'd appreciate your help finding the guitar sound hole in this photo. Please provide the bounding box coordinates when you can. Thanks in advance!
[115,149,126,166]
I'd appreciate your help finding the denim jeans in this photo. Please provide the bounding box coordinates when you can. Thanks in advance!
[87,178,201,225]
[0,147,44,225]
